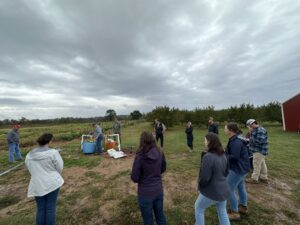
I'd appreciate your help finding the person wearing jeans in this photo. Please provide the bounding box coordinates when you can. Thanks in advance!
[138,193,166,225]
[131,131,167,225]
[195,133,230,225]
[35,188,60,225]
[91,123,103,154]
[195,194,229,225]
[7,124,22,162]
[25,133,64,225]
[225,123,250,221]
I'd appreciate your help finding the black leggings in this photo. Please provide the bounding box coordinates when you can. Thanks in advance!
[156,133,164,148]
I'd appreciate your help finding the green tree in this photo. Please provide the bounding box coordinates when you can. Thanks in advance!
[105,109,117,121]
[130,110,143,120]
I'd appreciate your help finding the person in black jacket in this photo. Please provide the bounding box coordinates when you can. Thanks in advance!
[185,121,193,152]
[154,119,166,148]
[208,117,219,135]
[225,123,250,221]
[195,133,230,225]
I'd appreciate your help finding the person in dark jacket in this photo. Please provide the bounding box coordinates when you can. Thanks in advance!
[131,131,167,225]
[7,124,22,163]
[224,123,250,221]
[185,121,193,152]
[154,119,166,148]
[195,133,230,225]
[208,117,219,134]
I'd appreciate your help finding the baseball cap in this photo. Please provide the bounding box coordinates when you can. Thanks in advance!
[13,124,21,129]
[246,119,256,127]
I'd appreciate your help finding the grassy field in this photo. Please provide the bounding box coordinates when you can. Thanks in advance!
[0,121,299,225]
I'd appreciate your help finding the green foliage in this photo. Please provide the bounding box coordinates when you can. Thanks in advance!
[130,110,143,120]
[105,109,117,121]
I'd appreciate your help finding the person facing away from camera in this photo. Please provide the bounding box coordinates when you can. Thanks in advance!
[224,123,250,221]
[131,131,167,225]
[25,133,64,225]
[195,132,230,225]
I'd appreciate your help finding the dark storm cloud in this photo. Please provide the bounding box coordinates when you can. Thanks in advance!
[0,0,299,119]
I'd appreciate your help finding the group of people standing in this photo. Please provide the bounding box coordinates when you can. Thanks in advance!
[132,118,269,225]
[4,117,268,225]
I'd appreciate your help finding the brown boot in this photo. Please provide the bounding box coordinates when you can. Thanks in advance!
[259,178,269,184]
[228,211,241,221]
[238,204,248,215]
[246,178,259,184]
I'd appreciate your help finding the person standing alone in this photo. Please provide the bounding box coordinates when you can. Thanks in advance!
[208,117,219,135]
[7,124,22,163]
[185,121,193,152]
[154,119,166,148]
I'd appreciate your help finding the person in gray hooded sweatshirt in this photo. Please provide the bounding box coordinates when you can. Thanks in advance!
[25,133,64,225]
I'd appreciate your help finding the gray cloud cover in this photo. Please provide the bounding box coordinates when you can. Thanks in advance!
[0,0,299,119]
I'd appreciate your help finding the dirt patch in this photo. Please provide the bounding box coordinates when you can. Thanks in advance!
[247,177,300,224]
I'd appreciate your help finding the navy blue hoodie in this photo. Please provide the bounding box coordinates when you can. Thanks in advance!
[131,145,166,197]
[226,135,250,175]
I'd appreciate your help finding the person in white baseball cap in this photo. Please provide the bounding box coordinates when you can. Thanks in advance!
[245,119,269,184]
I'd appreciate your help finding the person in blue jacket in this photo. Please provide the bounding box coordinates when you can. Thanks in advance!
[131,131,167,225]
[224,123,250,221]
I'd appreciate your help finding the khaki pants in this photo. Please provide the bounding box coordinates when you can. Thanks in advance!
[251,152,268,181]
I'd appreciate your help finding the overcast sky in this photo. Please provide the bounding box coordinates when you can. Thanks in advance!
[0,0,299,119]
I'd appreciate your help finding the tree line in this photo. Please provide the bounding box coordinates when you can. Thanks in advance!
[0,102,281,127]
[145,102,282,127]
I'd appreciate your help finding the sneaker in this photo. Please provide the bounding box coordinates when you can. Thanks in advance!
[246,178,259,184]
[259,178,269,184]
[228,212,241,221]
[238,204,248,215]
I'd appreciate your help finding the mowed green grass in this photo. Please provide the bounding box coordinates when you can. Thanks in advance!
[0,122,299,225]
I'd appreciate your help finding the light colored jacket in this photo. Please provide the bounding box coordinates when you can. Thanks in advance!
[25,146,64,197]
[93,125,102,139]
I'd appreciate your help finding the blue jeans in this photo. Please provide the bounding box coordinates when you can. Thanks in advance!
[227,170,248,212]
[195,194,230,225]
[138,193,167,225]
[95,135,103,154]
[35,188,60,225]
[8,143,22,162]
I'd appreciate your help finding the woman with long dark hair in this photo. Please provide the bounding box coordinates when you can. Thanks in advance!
[25,133,64,225]
[131,131,167,225]
[195,133,230,225]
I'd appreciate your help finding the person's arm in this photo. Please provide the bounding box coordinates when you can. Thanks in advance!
[53,150,64,174]
[199,155,213,188]
[215,124,219,134]
[131,155,141,183]
[227,140,242,162]
[161,153,166,173]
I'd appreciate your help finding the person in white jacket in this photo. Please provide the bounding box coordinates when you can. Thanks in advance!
[25,133,64,225]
